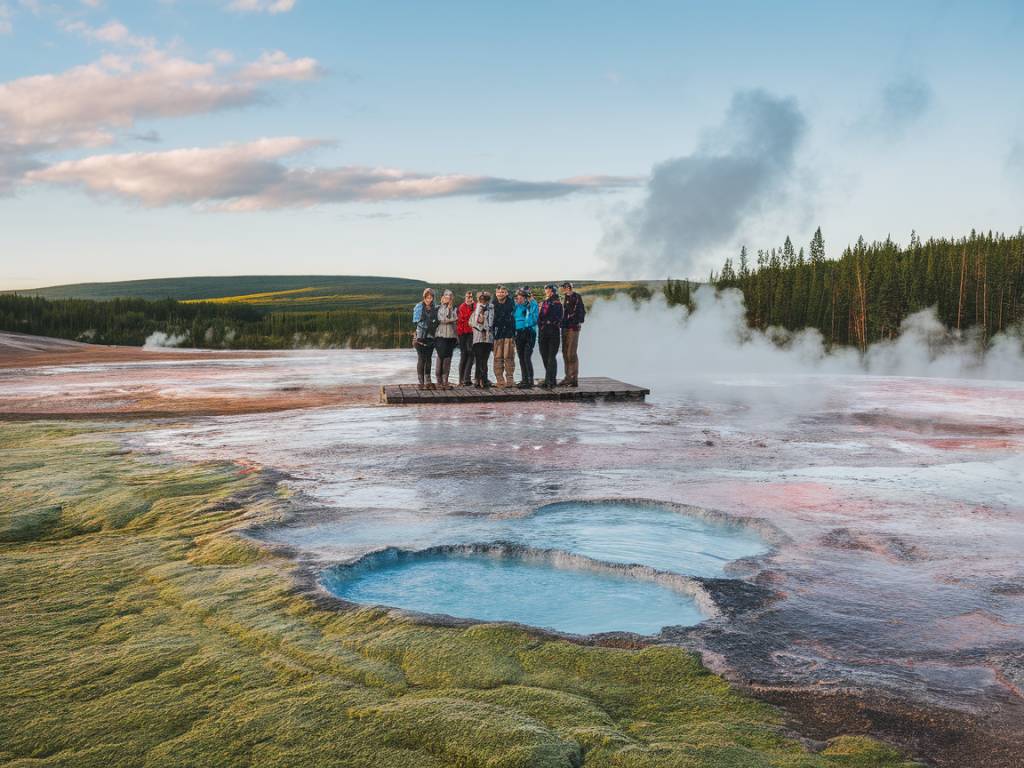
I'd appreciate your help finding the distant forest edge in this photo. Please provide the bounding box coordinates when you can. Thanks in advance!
[2,229,1021,350]
[0,278,648,349]
[697,228,1024,349]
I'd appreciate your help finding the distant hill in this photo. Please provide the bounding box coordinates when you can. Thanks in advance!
[11,276,653,312]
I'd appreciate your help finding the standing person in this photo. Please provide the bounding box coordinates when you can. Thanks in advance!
[491,285,517,387]
[537,283,563,388]
[470,291,495,388]
[513,286,538,388]
[456,290,476,386]
[434,289,458,388]
[411,288,438,389]
[559,281,585,387]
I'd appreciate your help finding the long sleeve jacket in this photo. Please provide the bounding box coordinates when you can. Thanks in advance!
[470,302,495,344]
[561,291,584,331]
[456,302,475,336]
[435,303,458,339]
[538,297,563,333]
[412,302,438,340]
[513,299,538,331]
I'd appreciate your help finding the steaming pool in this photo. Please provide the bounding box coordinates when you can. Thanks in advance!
[308,501,769,635]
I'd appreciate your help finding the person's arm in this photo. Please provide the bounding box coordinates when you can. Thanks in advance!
[528,301,539,328]
[551,301,563,325]
[412,302,422,325]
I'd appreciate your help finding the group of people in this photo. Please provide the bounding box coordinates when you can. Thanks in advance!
[412,281,585,389]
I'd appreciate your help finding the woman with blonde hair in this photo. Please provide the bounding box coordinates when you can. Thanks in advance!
[412,287,439,388]
[470,290,495,388]
[434,289,458,388]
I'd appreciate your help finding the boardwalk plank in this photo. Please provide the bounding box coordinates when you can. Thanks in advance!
[381,377,648,405]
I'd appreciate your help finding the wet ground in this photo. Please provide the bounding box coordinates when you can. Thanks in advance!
[3,337,1022,766]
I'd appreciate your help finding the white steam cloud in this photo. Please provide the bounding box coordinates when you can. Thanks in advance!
[143,331,188,348]
[582,286,1024,392]
[602,89,807,280]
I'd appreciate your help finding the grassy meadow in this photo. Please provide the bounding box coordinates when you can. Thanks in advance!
[0,423,916,767]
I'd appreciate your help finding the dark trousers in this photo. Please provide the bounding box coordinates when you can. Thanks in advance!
[538,328,560,385]
[515,328,536,383]
[457,333,475,384]
[473,342,493,384]
[415,340,434,383]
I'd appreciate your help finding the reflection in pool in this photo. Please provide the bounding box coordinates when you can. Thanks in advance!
[323,549,706,635]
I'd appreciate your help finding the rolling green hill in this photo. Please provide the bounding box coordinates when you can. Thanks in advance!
[12,276,653,312]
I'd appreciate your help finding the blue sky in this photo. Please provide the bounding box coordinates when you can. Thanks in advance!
[1,0,1022,288]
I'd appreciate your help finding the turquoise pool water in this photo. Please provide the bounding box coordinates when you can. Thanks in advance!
[324,551,705,635]
[315,501,768,635]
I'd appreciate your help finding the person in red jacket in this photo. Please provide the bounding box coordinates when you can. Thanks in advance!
[456,290,476,386]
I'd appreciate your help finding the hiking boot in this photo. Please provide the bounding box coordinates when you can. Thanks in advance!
[569,379,579,388]
[557,378,571,386]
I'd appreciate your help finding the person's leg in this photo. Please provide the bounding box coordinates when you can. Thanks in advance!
[560,329,578,385]
[515,332,529,387]
[502,338,515,386]
[493,338,506,386]
[415,344,429,386]
[540,330,559,386]
[525,329,536,385]
[482,342,493,386]
[567,329,579,384]
[459,334,474,385]
[422,342,434,387]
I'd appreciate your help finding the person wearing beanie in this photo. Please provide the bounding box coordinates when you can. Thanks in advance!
[537,284,563,388]
[513,287,538,388]
[559,281,585,387]
[491,285,517,387]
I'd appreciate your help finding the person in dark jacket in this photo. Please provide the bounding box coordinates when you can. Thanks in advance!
[456,291,476,386]
[537,283,563,388]
[491,285,517,387]
[513,287,538,388]
[412,288,439,388]
[559,281,584,387]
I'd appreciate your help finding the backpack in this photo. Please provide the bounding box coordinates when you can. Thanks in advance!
[577,295,586,324]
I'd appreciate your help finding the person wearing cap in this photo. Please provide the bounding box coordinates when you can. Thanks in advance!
[537,284,563,388]
[513,286,538,388]
[470,290,495,387]
[412,287,439,388]
[456,290,476,386]
[491,285,517,387]
[559,281,585,387]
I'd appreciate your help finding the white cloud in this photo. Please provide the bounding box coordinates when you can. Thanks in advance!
[0,48,323,149]
[228,0,296,13]
[241,50,321,81]
[25,137,639,209]
[0,4,12,35]
[61,19,155,48]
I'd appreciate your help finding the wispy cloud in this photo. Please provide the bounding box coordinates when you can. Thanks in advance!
[25,137,639,209]
[228,0,296,14]
[241,50,322,81]
[0,3,12,35]
[602,89,808,278]
[854,75,933,142]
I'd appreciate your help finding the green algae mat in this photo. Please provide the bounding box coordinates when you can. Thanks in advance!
[0,423,917,768]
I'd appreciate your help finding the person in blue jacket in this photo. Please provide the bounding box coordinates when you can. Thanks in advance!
[412,288,439,388]
[513,286,538,388]
[537,284,563,388]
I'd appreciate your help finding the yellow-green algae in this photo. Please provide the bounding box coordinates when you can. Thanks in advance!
[0,423,918,768]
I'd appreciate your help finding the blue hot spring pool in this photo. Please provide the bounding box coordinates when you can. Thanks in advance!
[324,550,706,636]
[309,501,769,635]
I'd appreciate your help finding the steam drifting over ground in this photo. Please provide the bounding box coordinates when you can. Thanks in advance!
[582,286,1024,390]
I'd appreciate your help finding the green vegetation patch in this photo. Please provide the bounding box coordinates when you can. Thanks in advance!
[0,423,918,767]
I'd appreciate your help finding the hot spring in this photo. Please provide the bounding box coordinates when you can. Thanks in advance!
[310,501,769,635]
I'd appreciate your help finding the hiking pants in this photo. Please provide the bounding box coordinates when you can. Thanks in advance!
[415,340,434,384]
[434,337,457,385]
[515,329,535,384]
[561,329,580,383]
[493,337,516,386]
[473,342,493,384]
[538,328,560,386]
[458,333,475,385]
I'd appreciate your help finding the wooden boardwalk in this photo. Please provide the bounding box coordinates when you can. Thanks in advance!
[381,376,649,405]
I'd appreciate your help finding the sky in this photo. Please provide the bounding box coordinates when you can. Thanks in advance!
[1,0,1023,289]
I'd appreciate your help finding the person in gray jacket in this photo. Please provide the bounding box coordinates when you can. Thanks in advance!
[470,291,495,388]
[434,289,458,388]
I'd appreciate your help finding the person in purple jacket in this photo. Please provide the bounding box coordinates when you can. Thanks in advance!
[537,283,563,388]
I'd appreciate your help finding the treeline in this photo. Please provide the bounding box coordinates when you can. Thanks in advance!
[0,295,410,349]
[693,228,1024,349]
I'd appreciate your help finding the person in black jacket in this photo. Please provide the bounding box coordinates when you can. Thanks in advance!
[537,283,563,388]
[559,281,585,387]
[491,285,517,387]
